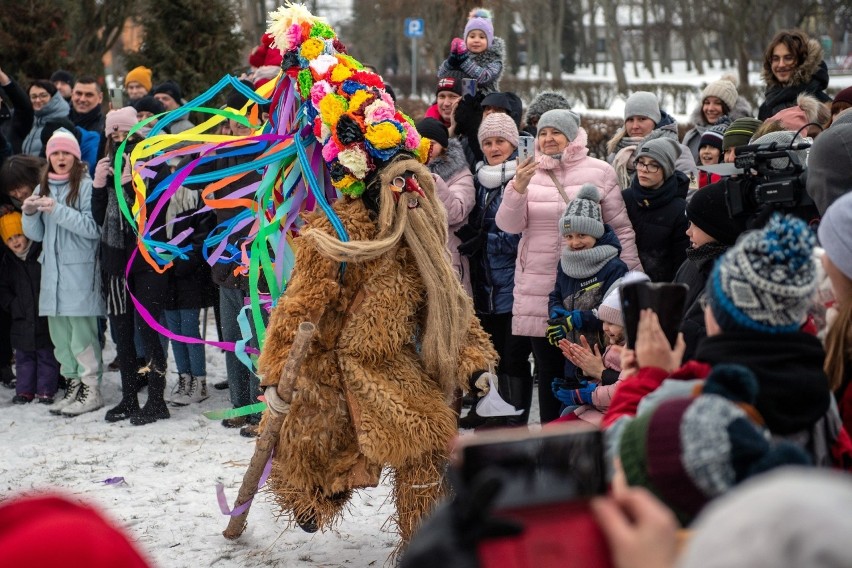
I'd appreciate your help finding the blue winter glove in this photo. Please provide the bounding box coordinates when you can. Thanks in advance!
[552,379,597,406]
[549,306,570,320]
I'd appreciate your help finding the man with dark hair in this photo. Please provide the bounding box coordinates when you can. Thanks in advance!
[69,76,105,134]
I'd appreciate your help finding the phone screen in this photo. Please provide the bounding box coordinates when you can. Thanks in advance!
[517,136,534,162]
[621,282,688,349]
[455,425,605,511]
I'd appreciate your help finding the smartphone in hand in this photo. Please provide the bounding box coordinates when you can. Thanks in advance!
[462,78,477,98]
[517,136,535,162]
[109,88,125,109]
[451,425,613,568]
[621,281,688,349]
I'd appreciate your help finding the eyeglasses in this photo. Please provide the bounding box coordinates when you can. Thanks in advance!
[635,160,661,173]
[29,93,50,101]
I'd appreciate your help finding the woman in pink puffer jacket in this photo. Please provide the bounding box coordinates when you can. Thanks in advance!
[496,109,641,422]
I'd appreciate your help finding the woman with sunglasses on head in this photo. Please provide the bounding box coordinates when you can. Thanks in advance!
[0,66,70,157]
[622,138,690,284]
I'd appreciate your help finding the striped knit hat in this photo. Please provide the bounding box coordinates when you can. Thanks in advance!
[699,123,728,153]
[707,213,816,333]
[619,364,811,523]
[560,183,604,238]
[723,117,763,151]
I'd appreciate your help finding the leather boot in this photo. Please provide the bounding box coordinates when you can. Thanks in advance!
[105,371,141,422]
[130,371,170,426]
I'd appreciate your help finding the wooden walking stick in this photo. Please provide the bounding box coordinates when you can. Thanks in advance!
[223,321,316,539]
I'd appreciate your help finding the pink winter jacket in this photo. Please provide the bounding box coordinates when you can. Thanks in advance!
[432,161,476,296]
[495,128,641,337]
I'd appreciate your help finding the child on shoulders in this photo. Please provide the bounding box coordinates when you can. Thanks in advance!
[437,8,504,95]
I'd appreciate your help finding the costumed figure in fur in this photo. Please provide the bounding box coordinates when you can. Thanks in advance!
[255,4,498,545]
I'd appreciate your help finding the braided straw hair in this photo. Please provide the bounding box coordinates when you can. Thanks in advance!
[302,157,470,396]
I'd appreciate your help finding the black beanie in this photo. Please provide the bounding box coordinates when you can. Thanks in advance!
[151,80,182,105]
[50,70,75,85]
[131,95,166,115]
[416,118,449,149]
[225,79,256,110]
[687,181,748,246]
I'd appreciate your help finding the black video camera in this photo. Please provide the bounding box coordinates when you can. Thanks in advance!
[724,140,812,219]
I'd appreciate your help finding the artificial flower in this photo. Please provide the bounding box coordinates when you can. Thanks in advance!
[309,54,338,78]
[338,146,370,179]
[365,121,403,150]
[318,93,347,126]
[309,21,335,40]
[330,64,353,84]
[347,89,374,113]
[363,99,395,124]
[310,80,334,107]
[335,115,365,145]
[300,37,325,61]
[297,69,314,99]
[322,141,341,162]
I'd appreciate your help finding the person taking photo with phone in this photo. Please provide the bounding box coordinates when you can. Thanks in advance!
[496,109,640,423]
[604,214,852,470]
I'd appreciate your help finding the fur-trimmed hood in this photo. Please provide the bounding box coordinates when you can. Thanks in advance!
[537,128,590,170]
[762,38,828,90]
[427,138,469,181]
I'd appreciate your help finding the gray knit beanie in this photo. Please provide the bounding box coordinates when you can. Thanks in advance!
[525,91,572,126]
[634,138,681,179]
[818,191,852,282]
[537,109,580,141]
[560,183,604,238]
[806,122,852,215]
[750,130,809,170]
[624,91,662,124]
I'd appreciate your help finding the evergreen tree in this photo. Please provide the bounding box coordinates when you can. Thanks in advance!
[125,0,247,101]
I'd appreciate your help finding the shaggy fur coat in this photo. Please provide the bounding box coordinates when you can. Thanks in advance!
[257,190,496,542]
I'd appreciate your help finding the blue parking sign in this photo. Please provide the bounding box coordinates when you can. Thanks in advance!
[404,18,424,38]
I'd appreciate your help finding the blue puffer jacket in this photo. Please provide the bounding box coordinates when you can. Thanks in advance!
[468,160,521,315]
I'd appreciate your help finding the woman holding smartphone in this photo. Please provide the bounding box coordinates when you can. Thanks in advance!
[496,109,640,423]
[459,112,532,428]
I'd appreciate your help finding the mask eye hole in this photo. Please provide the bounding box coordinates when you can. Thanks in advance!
[391,176,406,188]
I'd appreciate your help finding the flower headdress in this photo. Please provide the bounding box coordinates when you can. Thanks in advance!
[267,2,429,198]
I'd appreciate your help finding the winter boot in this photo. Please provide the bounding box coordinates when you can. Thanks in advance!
[130,371,170,426]
[504,375,534,427]
[50,378,82,415]
[105,372,141,422]
[459,406,487,429]
[186,374,209,404]
[169,373,192,406]
[61,381,104,416]
[0,365,15,389]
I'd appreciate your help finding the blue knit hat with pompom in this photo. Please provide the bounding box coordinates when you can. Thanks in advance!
[708,213,816,333]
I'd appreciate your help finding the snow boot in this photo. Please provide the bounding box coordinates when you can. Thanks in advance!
[105,372,141,422]
[186,374,209,404]
[50,378,81,415]
[61,381,104,416]
[169,373,191,406]
[130,371,170,426]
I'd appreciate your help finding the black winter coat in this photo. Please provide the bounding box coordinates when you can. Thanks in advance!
[468,164,520,315]
[623,171,690,283]
[673,243,728,361]
[0,242,53,351]
[168,194,218,310]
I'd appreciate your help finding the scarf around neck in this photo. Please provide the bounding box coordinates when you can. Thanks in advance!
[560,244,618,279]
[476,159,517,189]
